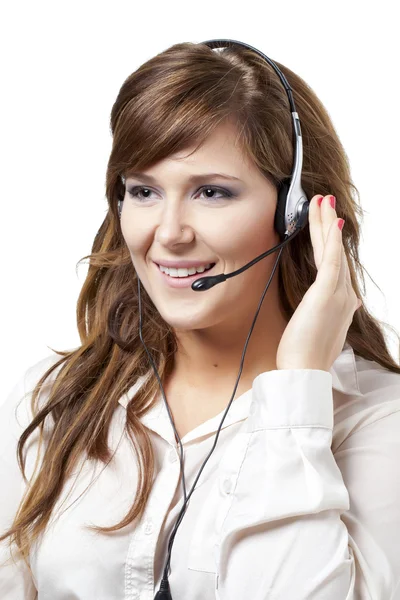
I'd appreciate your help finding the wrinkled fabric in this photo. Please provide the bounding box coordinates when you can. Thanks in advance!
[1,342,400,599]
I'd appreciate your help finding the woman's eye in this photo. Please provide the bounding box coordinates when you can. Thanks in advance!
[198,187,232,200]
[127,187,155,200]
[127,185,232,201]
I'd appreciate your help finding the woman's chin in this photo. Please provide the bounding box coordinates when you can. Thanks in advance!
[157,309,216,332]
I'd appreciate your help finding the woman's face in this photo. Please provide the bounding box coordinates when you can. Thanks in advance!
[120,121,281,332]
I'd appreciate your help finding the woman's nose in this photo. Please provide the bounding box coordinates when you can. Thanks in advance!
[155,208,191,245]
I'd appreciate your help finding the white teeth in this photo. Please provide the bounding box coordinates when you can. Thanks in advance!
[159,263,213,277]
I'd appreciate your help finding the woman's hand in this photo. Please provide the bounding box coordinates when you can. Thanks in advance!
[276,194,361,373]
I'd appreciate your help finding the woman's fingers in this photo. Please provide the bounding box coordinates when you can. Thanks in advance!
[309,193,359,304]
[308,194,325,269]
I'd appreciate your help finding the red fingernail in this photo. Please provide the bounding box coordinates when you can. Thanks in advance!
[330,195,336,209]
[317,196,324,206]
[338,219,345,231]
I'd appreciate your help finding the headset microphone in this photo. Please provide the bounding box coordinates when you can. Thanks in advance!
[191,201,310,291]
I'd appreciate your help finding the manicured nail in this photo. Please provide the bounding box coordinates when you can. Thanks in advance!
[317,196,324,207]
[330,195,336,209]
[338,219,345,231]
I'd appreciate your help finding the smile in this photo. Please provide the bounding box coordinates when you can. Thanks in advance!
[154,262,217,288]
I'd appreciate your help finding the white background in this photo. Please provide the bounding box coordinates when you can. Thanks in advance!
[1,0,399,399]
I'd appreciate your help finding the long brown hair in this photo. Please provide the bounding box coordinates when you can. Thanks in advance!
[2,40,399,574]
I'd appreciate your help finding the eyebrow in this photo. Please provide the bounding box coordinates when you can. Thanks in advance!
[125,171,242,183]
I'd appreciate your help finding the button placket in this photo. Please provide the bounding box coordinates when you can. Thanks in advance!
[125,454,182,600]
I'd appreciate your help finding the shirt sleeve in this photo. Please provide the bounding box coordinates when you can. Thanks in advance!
[0,354,59,599]
[215,368,400,600]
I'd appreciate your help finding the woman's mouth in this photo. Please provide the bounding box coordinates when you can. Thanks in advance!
[154,262,217,288]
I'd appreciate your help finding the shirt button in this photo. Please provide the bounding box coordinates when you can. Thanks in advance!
[143,520,154,535]
[222,477,233,494]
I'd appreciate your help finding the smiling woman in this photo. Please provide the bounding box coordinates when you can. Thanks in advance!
[118,118,288,353]
[1,39,400,600]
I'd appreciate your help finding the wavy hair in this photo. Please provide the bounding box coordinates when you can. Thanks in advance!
[1,40,399,574]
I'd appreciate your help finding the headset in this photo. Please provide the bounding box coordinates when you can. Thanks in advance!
[117,38,310,599]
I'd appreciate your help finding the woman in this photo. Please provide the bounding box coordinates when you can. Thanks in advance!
[1,40,400,599]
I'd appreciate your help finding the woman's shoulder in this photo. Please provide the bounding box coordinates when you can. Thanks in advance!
[354,352,400,410]
[1,351,65,453]
[332,351,400,449]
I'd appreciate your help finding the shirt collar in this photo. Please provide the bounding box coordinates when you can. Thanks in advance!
[117,341,362,444]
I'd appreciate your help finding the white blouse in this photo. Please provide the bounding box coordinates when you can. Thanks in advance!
[1,341,400,599]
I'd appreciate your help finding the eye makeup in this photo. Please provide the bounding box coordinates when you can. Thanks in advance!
[126,184,236,201]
